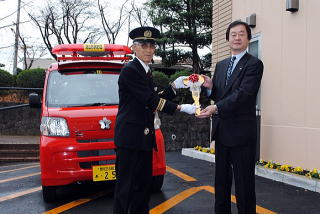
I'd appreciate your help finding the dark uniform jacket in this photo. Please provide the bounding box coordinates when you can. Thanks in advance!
[114,58,177,151]
[211,53,264,147]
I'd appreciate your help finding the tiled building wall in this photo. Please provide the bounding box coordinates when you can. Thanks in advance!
[211,0,232,70]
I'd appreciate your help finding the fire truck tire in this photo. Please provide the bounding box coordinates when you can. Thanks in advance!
[152,175,164,192]
[42,185,57,202]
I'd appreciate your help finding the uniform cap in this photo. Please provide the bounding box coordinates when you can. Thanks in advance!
[129,26,160,43]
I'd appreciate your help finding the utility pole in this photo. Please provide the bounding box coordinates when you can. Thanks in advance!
[13,0,21,75]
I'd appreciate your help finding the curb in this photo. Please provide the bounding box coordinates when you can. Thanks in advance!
[0,136,39,144]
[181,148,320,193]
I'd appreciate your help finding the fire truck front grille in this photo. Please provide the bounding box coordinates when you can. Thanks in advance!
[77,138,113,143]
[78,149,116,169]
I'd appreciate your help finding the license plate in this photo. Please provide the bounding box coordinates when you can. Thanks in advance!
[92,164,116,181]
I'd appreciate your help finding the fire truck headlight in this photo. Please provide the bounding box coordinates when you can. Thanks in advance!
[40,117,70,137]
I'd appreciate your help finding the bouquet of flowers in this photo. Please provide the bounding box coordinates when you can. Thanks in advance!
[183,74,204,115]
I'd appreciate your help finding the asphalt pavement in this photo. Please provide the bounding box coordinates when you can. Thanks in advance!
[0,152,319,213]
[0,136,320,213]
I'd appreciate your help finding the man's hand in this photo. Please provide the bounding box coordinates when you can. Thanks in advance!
[172,76,188,89]
[196,105,217,118]
[180,104,197,115]
[201,75,213,89]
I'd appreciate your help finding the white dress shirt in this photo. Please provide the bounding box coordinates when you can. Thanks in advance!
[136,57,150,74]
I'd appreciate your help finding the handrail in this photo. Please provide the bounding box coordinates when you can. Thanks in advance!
[0,104,29,110]
[0,87,43,91]
[0,87,43,110]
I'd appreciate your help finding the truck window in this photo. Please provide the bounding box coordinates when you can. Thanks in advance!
[46,70,119,107]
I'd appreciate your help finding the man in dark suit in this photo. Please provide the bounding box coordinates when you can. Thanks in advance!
[113,26,196,214]
[197,21,264,214]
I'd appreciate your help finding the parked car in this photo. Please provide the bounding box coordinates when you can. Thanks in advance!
[29,44,166,202]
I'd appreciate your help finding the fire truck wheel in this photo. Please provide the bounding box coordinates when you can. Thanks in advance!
[152,175,164,192]
[42,185,57,202]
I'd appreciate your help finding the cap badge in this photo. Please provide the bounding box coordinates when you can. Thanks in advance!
[144,30,152,38]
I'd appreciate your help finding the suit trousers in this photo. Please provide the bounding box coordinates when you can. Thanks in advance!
[214,132,256,214]
[113,147,153,214]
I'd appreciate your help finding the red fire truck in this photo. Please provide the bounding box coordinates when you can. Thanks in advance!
[29,44,166,202]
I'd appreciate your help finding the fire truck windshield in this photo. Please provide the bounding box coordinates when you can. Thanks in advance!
[46,70,119,107]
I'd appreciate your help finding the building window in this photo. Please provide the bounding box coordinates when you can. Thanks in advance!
[248,34,262,115]
[248,34,261,59]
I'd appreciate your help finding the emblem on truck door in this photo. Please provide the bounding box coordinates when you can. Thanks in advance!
[99,117,111,130]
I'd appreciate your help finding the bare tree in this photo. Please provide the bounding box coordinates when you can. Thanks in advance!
[98,0,130,44]
[9,27,47,70]
[130,0,150,27]
[123,0,152,46]
[18,34,47,70]
[29,0,100,60]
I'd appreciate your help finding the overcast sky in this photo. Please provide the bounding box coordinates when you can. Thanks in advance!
[0,0,148,73]
[0,0,210,73]
[0,0,35,72]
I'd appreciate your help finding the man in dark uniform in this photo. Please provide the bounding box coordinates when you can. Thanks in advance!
[113,26,196,214]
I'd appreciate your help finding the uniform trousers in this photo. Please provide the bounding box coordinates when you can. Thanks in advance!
[113,147,152,214]
[214,132,257,214]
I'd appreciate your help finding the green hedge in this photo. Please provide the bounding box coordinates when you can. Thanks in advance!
[12,74,18,86]
[169,70,192,82]
[0,69,13,87]
[16,68,45,88]
[152,71,170,91]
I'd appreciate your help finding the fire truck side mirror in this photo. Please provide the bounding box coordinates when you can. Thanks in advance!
[29,93,42,108]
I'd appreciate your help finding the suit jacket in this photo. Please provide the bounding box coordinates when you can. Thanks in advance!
[211,53,263,147]
[114,58,177,151]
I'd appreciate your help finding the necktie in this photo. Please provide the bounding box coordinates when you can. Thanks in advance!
[147,69,152,78]
[225,56,236,85]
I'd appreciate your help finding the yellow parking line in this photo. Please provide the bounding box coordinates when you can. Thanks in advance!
[0,186,42,202]
[188,186,276,214]
[0,172,40,184]
[150,185,277,214]
[42,191,105,214]
[203,185,236,204]
[42,165,195,213]
[256,205,278,214]
[150,186,203,213]
[166,165,197,182]
[0,164,40,174]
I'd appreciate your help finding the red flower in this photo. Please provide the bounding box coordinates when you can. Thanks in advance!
[188,74,199,83]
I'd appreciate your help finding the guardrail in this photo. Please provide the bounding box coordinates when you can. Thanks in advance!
[0,87,43,91]
[0,87,43,111]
